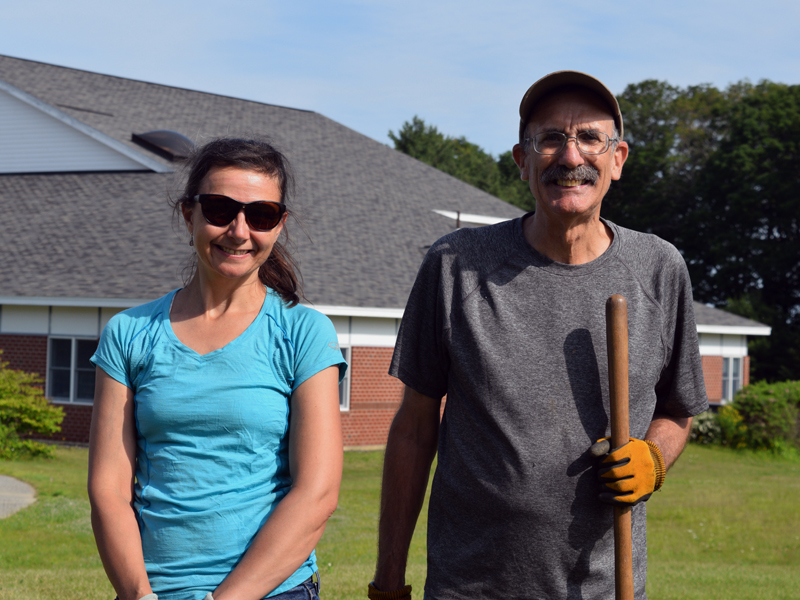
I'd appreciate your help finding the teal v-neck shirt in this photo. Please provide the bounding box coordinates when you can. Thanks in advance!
[92,289,346,600]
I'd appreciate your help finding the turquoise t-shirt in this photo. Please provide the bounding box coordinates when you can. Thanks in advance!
[91,288,346,600]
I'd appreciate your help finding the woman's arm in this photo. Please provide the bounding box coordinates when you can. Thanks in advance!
[212,365,343,600]
[88,367,152,600]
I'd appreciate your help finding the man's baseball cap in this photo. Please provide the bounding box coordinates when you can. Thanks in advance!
[518,70,623,141]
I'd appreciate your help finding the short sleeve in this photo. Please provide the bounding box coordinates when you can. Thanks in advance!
[654,254,709,417]
[289,307,348,390]
[91,312,133,389]
[389,242,451,399]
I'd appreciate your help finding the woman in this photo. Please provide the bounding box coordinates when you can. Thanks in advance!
[88,138,345,600]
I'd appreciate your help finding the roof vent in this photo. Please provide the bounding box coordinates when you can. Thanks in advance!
[131,130,195,161]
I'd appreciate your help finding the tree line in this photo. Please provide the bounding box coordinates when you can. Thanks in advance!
[389,79,800,382]
[388,116,535,211]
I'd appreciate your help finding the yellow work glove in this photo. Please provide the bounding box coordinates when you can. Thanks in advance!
[368,582,412,600]
[590,437,665,506]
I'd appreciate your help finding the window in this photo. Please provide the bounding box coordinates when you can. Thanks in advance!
[131,130,195,160]
[339,347,351,411]
[48,337,98,403]
[722,357,742,402]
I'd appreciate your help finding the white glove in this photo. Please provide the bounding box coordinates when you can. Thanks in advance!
[203,594,215,600]
[138,595,158,600]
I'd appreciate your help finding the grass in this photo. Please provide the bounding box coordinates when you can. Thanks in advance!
[1,445,798,599]
[646,444,800,599]
[0,446,111,600]
[315,451,431,600]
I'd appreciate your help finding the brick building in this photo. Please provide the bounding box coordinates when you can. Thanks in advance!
[0,55,769,446]
[692,304,770,404]
[0,54,523,447]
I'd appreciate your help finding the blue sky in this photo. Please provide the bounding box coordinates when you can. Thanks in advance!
[1,0,798,156]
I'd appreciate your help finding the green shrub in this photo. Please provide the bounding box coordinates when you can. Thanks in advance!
[716,405,748,449]
[0,351,64,459]
[731,380,800,451]
[690,410,722,444]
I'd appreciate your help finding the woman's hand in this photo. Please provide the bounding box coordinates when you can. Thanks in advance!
[88,368,152,600]
[212,365,343,600]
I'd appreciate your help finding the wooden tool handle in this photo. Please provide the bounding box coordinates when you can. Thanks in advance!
[606,294,634,600]
[607,295,630,449]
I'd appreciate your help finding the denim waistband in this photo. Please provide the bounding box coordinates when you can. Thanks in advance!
[114,572,320,600]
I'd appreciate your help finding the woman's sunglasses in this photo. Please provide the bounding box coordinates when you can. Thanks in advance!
[194,194,286,232]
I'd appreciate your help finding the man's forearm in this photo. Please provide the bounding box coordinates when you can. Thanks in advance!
[645,412,693,470]
[374,387,441,591]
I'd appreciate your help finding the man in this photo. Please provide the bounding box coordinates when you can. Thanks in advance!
[370,71,709,600]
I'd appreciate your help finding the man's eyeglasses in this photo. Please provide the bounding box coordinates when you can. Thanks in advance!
[194,194,286,232]
[525,131,619,156]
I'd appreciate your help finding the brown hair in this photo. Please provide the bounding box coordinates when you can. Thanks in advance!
[173,137,304,306]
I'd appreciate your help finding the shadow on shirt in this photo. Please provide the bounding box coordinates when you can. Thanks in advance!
[564,327,613,599]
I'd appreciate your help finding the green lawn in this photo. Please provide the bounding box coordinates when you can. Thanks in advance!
[0,447,111,600]
[1,445,798,599]
[646,445,800,600]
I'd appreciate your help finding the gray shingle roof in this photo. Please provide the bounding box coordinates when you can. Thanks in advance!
[0,55,771,332]
[692,302,768,329]
[0,55,524,309]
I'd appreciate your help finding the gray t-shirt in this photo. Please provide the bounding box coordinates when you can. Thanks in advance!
[390,216,709,600]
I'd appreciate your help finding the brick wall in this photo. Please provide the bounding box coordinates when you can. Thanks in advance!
[49,403,94,444]
[702,356,723,403]
[24,344,408,447]
[701,355,751,404]
[47,345,407,446]
[0,334,47,380]
[341,346,404,448]
[743,356,750,387]
[1,335,751,446]
[0,334,94,443]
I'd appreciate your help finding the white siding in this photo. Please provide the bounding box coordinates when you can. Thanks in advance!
[349,317,398,347]
[0,305,49,334]
[50,307,99,336]
[329,316,351,346]
[0,88,145,174]
[100,307,123,331]
[698,333,748,357]
[330,315,399,348]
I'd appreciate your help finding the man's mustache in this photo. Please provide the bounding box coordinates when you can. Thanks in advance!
[540,164,599,185]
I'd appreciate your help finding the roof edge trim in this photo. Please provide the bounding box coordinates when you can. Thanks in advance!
[0,299,772,331]
[0,296,155,308]
[432,209,511,225]
[301,304,404,319]
[697,325,772,336]
[0,79,172,174]
[0,297,405,318]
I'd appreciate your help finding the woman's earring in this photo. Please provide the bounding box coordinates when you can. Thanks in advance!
[189,236,194,247]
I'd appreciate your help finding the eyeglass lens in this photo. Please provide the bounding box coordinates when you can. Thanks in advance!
[198,195,285,231]
[534,132,610,155]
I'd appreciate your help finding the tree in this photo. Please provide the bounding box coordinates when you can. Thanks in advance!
[697,82,800,380]
[389,116,534,211]
[0,352,63,458]
[602,80,728,251]
[604,80,800,381]
[496,150,535,211]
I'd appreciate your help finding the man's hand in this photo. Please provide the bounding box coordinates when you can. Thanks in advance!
[590,437,666,506]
